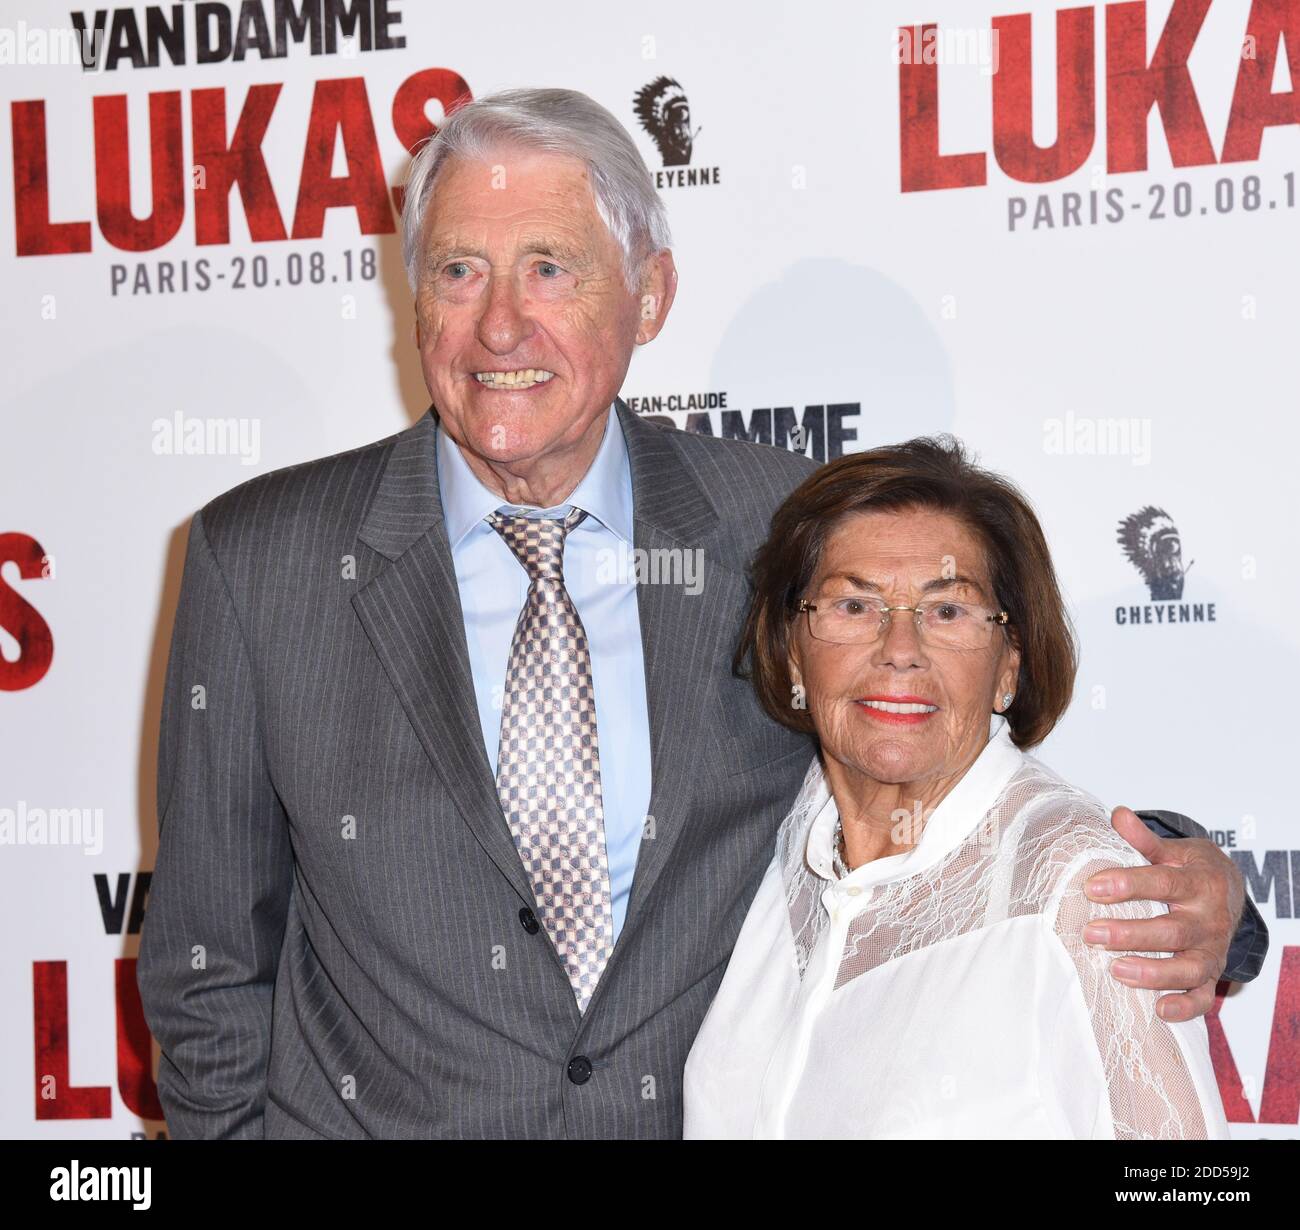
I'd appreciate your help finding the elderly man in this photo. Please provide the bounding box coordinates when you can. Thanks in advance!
[137,88,1264,1139]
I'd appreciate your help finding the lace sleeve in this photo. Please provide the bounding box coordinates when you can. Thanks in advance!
[1046,849,1211,1139]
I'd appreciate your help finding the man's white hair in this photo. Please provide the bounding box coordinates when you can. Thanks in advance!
[400,87,672,294]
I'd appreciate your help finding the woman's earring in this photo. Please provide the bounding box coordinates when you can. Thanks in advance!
[1001,693,1014,710]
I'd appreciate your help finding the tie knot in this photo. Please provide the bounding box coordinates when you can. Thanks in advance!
[488,506,586,582]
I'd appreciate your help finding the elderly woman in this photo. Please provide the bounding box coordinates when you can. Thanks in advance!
[683,436,1228,1139]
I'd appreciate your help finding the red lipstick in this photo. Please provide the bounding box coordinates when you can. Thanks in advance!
[853,694,939,726]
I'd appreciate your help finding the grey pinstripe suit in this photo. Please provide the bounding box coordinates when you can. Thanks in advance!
[136,398,1264,1139]
[136,399,821,1139]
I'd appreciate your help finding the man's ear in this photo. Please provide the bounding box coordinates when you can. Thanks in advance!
[635,250,678,345]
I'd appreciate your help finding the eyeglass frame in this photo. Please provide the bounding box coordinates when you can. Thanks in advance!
[795,595,1011,647]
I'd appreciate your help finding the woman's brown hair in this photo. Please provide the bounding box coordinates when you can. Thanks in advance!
[735,435,1078,750]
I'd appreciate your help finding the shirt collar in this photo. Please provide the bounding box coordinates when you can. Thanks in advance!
[435,402,633,550]
[804,714,1025,886]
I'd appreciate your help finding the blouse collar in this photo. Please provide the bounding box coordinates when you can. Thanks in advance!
[803,715,1025,887]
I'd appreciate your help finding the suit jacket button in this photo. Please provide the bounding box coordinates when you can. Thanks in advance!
[518,907,540,934]
[567,1056,593,1085]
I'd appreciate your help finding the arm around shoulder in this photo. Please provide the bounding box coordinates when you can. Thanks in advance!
[1042,844,1229,1139]
[1134,808,1268,984]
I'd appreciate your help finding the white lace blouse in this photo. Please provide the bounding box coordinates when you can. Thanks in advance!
[683,718,1228,1139]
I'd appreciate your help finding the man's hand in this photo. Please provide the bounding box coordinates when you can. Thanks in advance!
[1082,806,1244,1023]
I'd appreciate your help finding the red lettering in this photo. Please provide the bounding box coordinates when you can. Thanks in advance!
[32,962,111,1120]
[93,92,186,252]
[10,101,92,256]
[0,532,54,692]
[390,68,473,214]
[1222,0,1300,163]
[992,8,1096,183]
[1106,0,1217,173]
[1260,946,1299,1124]
[115,959,164,1120]
[292,77,394,240]
[191,83,288,246]
[898,24,987,192]
[1207,981,1257,1121]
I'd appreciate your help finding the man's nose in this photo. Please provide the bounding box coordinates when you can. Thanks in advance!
[870,609,929,670]
[476,269,534,355]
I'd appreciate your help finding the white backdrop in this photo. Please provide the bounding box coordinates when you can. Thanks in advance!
[1,0,1296,1138]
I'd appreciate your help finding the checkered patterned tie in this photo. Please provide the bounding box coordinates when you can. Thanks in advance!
[488,506,614,1014]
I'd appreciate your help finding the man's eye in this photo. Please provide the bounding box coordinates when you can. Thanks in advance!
[537,262,562,278]
[444,262,471,279]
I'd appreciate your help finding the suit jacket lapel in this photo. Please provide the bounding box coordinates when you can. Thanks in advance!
[350,411,534,905]
[349,402,743,956]
[611,400,743,946]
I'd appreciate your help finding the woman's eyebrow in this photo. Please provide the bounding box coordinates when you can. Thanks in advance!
[820,571,879,591]
[920,574,989,598]
[820,572,989,598]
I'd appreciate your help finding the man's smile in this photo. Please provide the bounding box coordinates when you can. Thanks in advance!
[473,369,555,390]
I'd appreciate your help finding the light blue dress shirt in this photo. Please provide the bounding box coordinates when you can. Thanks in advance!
[435,405,652,943]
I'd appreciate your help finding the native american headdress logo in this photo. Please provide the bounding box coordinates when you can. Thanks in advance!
[633,77,697,166]
[1117,506,1193,601]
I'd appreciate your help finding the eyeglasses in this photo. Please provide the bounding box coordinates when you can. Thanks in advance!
[797,595,1010,651]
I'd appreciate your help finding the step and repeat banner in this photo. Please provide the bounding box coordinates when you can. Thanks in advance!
[1,0,1296,1138]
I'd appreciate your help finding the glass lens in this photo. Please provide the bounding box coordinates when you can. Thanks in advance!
[809,596,882,644]
[917,600,991,650]
[807,597,997,648]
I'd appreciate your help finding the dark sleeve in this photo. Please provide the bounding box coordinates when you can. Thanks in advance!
[135,510,293,1138]
[1135,809,1268,985]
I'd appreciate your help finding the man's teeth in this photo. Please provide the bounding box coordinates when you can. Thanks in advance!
[474,369,555,389]
[860,700,938,714]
